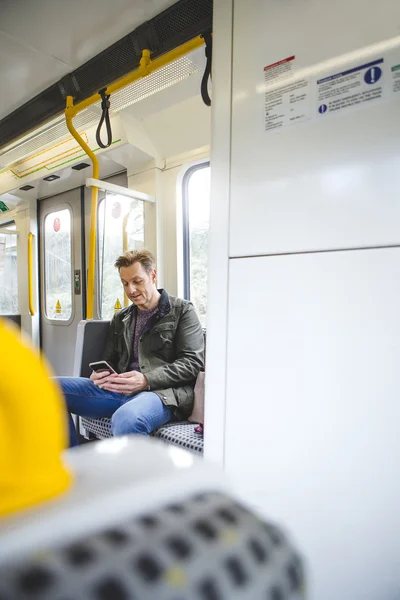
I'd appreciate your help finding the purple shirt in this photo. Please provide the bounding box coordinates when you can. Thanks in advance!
[129,305,158,371]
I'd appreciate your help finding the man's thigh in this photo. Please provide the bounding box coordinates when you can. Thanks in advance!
[112,392,173,433]
[53,376,124,418]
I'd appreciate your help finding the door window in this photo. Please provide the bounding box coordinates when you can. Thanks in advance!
[44,208,73,320]
[98,193,144,320]
[182,163,210,327]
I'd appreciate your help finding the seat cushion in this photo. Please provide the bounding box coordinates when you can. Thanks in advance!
[80,417,112,439]
[80,417,204,455]
[153,421,204,455]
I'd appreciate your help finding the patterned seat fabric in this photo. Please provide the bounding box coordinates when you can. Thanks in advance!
[80,417,113,440]
[0,492,304,600]
[153,422,204,455]
[80,417,204,455]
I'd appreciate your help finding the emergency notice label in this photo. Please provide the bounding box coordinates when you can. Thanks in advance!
[264,56,311,131]
[316,59,383,116]
[264,47,400,132]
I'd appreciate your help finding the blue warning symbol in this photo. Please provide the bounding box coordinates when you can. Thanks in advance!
[364,66,382,84]
[318,104,328,114]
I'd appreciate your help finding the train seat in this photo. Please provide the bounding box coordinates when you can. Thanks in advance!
[73,320,204,455]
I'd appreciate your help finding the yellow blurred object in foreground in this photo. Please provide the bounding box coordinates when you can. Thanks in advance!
[0,319,72,518]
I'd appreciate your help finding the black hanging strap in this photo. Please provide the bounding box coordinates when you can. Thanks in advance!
[96,88,112,149]
[201,31,212,107]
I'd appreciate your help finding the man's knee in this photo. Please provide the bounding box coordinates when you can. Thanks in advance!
[111,405,148,436]
[52,377,93,415]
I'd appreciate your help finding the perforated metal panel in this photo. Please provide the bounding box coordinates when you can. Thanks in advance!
[153,0,213,48]
[0,492,304,599]
[0,84,62,150]
[72,36,141,101]
[102,56,200,113]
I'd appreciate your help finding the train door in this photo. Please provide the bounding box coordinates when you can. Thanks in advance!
[39,188,83,375]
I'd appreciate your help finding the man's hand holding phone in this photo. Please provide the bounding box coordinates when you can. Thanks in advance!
[89,361,148,394]
[100,371,148,395]
[89,361,116,388]
[90,369,112,387]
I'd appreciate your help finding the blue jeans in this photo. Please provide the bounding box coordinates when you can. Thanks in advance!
[54,377,173,447]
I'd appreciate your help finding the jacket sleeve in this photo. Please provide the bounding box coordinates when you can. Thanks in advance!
[102,315,119,372]
[145,303,204,390]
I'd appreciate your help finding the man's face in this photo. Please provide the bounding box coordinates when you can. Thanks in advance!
[119,262,157,310]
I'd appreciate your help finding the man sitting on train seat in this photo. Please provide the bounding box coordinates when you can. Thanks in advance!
[55,250,204,447]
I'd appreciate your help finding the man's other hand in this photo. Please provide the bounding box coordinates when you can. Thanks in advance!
[102,371,148,395]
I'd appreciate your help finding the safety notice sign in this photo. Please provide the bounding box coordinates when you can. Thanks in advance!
[264,56,311,131]
[264,46,400,132]
[316,59,383,117]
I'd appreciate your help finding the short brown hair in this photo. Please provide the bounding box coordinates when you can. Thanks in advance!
[114,250,156,274]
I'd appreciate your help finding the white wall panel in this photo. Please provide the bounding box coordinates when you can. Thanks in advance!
[225,249,400,600]
[230,0,400,256]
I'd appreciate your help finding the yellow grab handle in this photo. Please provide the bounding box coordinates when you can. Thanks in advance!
[0,320,72,518]
[28,232,35,316]
[68,39,204,117]
[65,98,99,320]
[64,41,205,319]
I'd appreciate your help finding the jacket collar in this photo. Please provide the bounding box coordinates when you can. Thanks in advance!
[157,289,170,318]
[121,288,170,325]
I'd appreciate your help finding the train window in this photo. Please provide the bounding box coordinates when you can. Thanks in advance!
[182,162,210,327]
[44,208,73,320]
[98,193,144,320]
[0,222,18,315]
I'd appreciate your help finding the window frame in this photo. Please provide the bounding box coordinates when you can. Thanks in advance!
[42,204,74,325]
[182,160,210,301]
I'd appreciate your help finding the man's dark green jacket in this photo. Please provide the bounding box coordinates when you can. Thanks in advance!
[104,289,204,419]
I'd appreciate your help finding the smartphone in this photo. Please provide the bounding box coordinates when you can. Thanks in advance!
[89,360,116,374]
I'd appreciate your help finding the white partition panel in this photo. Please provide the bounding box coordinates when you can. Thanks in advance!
[230,0,400,257]
[225,249,400,600]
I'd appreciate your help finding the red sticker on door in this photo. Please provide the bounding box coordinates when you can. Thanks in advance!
[112,201,121,219]
[53,217,61,232]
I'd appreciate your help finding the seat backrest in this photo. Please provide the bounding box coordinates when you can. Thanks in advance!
[73,320,110,378]
[74,321,206,378]
[3,315,21,328]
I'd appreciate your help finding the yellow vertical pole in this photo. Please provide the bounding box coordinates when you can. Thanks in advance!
[27,233,35,316]
[122,211,130,307]
[65,96,99,319]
